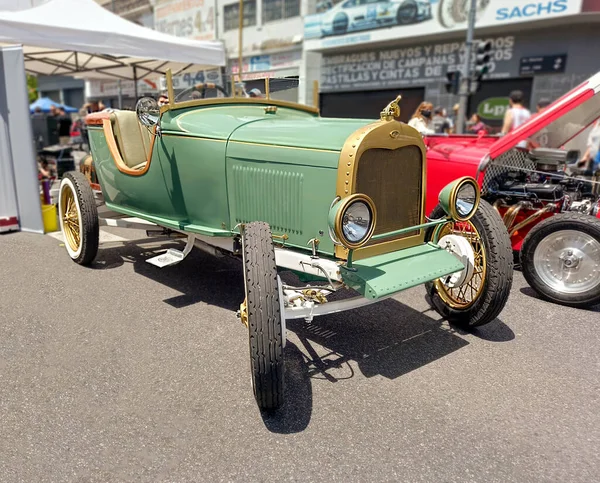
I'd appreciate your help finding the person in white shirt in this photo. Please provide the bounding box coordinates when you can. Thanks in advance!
[501,90,531,148]
[408,101,435,135]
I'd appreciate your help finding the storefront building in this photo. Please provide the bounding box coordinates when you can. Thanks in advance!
[220,0,304,101]
[303,0,600,129]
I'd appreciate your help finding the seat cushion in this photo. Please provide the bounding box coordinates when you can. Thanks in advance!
[111,111,152,169]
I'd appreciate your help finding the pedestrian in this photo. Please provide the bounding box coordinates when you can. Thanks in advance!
[408,101,434,135]
[501,90,531,147]
[158,93,169,105]
[536,98,551,113]
[431,106,451,134]
[49,104,58,117]
[573,119,600,174]
[466,113,487,134]
[448,103,459,133]
[248,88,264,98]
[57,108,72,146]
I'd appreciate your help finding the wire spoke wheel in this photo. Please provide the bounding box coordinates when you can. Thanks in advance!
[425,200,513,328]
[60,184,81,253]
[434,221,486,309]
[58,171,99,265]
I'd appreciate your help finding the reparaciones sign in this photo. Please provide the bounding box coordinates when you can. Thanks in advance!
[321,36,517,92]
[154,0,216,41]
[305,0,583,52]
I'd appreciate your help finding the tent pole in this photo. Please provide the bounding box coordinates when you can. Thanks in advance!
[133,66,139,100]
[237,0,243,97]
[118,80,123,109]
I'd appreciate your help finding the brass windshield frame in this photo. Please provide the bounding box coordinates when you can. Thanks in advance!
[160,69,319,115]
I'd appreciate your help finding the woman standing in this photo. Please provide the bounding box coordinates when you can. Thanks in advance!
[501,90,531,147]
[408,102,435,135]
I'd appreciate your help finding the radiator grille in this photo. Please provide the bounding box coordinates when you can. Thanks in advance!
[232,165,303,234]
[356,146,422,244]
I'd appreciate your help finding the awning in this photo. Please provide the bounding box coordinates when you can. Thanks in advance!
[0,0,225,81]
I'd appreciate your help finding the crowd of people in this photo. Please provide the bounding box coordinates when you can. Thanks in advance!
[406,91,554,138]
[407,101,490,136]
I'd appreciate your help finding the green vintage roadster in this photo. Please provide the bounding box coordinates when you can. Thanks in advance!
[60,72,513,410]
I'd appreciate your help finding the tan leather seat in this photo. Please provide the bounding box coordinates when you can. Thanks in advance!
[111,111,152,170]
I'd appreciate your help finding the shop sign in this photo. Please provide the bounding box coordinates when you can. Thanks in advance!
[477,97,510,121]
[158,69,223,90]
[88,79,160,98]
[520,54,567,75]
[154,0,216,41]
[305,0,583,52]
[230,51,302,75]
[321,35,516,92]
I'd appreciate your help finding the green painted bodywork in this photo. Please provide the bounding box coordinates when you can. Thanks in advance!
[341,243,465,300]
[87,100,466,300]
[88,104,373,251]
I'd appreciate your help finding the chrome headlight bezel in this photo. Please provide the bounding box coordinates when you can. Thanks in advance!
[438,176,481,222]
[328,193,377,249]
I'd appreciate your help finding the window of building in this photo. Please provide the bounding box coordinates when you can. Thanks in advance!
[224,1,257,31]
[262,0,300,23]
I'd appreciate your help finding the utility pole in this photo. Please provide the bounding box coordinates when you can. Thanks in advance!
[455,0,477,135]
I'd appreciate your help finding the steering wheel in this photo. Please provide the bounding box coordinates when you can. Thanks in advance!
[175,83,229,102]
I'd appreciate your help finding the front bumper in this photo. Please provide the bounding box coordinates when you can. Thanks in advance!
[340,242,464,300]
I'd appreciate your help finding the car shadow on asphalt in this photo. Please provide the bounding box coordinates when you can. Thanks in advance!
[91,238,244,312]
[519,287,600,312]
[90,239,514,434]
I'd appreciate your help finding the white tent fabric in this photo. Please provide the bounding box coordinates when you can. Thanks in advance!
[0,0,225,81]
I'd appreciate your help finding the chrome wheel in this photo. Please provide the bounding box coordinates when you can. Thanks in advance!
[533,230,600,294]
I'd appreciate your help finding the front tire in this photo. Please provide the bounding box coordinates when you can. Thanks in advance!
[521,213,600,308]
[58,171,99,265]
[425,200,513,328]
[242,222,284,410]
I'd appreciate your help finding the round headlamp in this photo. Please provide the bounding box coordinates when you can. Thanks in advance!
[328,194,377,249]
[438,176,481,222]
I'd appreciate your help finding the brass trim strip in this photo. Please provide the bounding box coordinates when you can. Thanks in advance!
[229,140,339,153]
[159,97,320,115]
[161,132,227,142]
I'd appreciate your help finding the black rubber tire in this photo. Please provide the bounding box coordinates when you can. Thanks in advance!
[397,0,418,25]
[520,212,600,308]
[425,200,514,328]
[332,13,349,34]
[242,222,284,411]
[58,171,99,266]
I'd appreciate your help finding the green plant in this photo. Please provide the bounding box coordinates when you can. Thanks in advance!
[27,74,38,103]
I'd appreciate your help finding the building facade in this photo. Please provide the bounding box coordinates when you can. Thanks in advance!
[303,0,600,128]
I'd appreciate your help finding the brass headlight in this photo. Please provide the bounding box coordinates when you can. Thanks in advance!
[328,194,377,249]
[438,176,481,222]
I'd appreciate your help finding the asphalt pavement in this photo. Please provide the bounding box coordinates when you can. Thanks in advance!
[0,229,599,482]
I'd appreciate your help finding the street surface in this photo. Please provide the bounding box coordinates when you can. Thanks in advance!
[0,229,599,482]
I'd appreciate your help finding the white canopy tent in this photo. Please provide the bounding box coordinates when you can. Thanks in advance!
[0,0,226,234]
[0,0,226,85]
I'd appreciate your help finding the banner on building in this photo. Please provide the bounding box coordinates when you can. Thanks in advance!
[320,35,518,92]
[305,0,583,51]
[229,51,302,77]
[154,0,216,41]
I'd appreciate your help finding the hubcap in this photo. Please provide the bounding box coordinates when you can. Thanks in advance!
[533,230,600,294]
[434,221,486,309]
[60,184,81,252]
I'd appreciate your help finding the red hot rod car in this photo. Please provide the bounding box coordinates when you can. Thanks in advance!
[425,72,600,308]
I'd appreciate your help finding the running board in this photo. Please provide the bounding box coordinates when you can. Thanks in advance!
[146,234,195,268]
